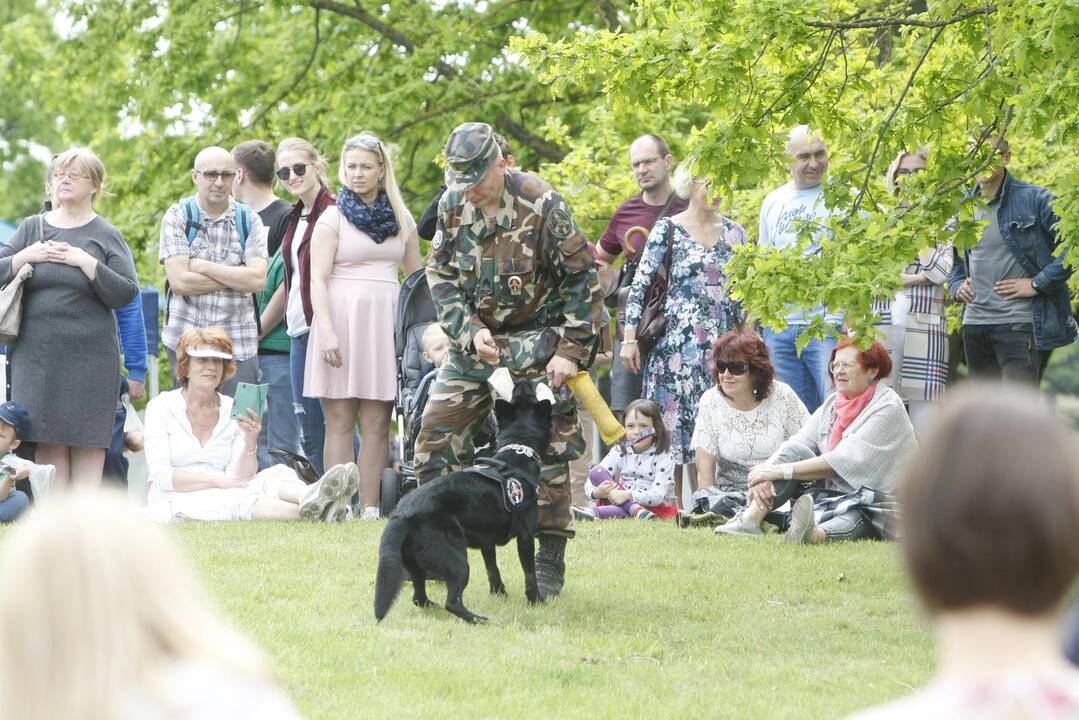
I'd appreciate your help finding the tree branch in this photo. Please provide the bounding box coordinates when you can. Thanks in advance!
[853,24,943,211]
[806,6,995,30]
[245,7,321,130]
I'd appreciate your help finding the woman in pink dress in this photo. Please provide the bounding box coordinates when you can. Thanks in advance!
[307,132,421,519]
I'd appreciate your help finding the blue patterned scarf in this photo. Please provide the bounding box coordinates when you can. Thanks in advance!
[337,187,400,244]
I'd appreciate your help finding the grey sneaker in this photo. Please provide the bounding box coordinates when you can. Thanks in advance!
[536,534,567,600]
[714,513,763,536]
[571,505,596,521]
[784,493,817,544]
[322,463,360,522]
[300,464,349,521]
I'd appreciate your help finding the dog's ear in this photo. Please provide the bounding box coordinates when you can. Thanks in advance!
[494,398,516,425]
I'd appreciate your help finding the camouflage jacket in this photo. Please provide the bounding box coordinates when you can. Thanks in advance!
[427,169,602,371]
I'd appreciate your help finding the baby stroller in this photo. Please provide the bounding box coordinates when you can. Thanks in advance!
[380,269,495,517]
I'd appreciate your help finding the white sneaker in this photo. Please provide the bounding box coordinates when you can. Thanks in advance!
[360,506,380,521]
[299,464,349,520]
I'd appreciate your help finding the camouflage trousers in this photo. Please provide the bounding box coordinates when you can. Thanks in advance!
[414,350,584,538]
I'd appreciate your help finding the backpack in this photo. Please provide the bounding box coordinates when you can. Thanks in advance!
[164,197,262,335]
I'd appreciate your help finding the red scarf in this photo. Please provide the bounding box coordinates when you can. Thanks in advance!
[826,383,878,451]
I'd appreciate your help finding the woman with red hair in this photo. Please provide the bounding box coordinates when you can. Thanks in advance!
[687,331,808,523]
[716,338,916,542]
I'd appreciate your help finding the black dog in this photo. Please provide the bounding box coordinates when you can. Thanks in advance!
[374,379,553,623]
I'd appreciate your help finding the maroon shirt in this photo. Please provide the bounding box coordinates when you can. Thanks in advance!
[598,191,688,257]
[281,186,335,327]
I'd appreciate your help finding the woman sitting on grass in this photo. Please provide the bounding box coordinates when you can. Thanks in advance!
[0,490,302,720]
[687,331,808,524]
[849,387,1079,718]
[144,327,357,523]
[574,399,677,520]
[716,338,916,541]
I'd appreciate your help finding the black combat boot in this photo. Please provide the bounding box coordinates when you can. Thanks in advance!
[535,534,567,600]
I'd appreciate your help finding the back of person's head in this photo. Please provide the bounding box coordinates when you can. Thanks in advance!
[902,386,1079,617]
[622,398,670,453]
[0,490,272,720]
[232,140,277,186]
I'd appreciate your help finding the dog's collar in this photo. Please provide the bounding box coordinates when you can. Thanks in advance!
[498,443,540,461]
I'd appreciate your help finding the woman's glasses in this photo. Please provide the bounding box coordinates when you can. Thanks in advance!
[275,163,309,181]
[715,361,749,376]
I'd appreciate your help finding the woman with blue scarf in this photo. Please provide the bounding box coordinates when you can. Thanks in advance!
[306,133,421,520]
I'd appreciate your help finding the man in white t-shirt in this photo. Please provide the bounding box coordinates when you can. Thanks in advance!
[757,126,843,413]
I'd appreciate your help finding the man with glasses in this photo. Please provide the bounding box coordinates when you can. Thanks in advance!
[951,137,1076,384]
[159,146,268,395]
[596,134,687,417]
[416,122,603,601]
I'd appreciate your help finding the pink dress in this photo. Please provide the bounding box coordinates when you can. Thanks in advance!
[304,206,415,401]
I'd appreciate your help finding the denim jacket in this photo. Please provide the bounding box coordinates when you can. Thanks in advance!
[951,171,1077,350]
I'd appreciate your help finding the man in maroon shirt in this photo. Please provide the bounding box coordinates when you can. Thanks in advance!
[597,134,688,414]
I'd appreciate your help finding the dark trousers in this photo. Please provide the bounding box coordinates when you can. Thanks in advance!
[962,323,1041,385]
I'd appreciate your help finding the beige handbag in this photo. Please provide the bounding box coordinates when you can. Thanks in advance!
[0,215,42,345]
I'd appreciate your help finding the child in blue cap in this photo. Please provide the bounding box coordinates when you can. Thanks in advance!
[0,401,33,523]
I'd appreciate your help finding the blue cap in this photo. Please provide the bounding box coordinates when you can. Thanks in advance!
[0,401,31,440]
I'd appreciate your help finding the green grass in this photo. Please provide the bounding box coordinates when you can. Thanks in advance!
[170,520,934,719]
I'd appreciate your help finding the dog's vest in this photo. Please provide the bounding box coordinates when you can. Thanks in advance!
[471,457,538,539]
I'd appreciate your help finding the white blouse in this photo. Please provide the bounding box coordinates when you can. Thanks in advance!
[143,389,246,492]
[691,381,809,492]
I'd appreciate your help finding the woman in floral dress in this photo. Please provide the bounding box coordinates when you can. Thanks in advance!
[622,165,745,498]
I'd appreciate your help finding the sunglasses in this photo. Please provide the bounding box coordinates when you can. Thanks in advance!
[715,361,749,376]
[275,163,309,181]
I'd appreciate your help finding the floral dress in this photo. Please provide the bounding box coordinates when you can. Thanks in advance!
[624,217,745,464]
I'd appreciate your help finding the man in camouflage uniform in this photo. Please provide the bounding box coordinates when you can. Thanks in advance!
[415,122,603,600]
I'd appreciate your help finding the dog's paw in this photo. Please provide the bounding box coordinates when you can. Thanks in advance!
[490,583,508,597]
[468,613,489,624]
[412,597,436,609]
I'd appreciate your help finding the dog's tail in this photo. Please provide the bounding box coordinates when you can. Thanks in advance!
[374,516,409,621]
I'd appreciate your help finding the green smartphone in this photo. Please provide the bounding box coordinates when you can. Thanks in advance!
[230,382,268,420]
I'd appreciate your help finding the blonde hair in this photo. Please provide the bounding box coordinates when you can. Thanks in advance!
[885,147,930,194]
[175,327,237,390]
[671,159,713,201]
[339,132,410,233]
[421,323,449,355]
[52,147,111,203]
[0,490,273,720]
[275,137,329,189]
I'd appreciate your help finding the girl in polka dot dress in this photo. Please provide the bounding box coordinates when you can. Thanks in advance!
[577,399,677,520]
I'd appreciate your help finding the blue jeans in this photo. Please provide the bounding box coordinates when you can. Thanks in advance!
[257,352,300,470]
[763,324,841,414]
[0,490,29,523]
[290,332,326,476]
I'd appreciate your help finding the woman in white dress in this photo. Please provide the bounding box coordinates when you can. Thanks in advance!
[689,331,808,522]
[144,327,357,523]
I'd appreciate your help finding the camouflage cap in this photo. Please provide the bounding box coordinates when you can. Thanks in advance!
[444,122,500,192]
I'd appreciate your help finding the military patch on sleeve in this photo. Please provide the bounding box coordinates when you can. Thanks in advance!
[547,207,573,240]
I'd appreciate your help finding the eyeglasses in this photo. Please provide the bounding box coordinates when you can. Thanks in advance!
[194,169,237,182]
[53,171,88,182]
[831,361,859,373]
[630,156,662,170]
[275,163,309,181]
[715,361,749,376]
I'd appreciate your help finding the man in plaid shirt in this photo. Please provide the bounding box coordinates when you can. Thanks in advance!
[159,146,268,395]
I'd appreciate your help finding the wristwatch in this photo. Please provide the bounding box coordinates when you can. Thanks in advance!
[782,464,794,481]
[1030,276,1042,293]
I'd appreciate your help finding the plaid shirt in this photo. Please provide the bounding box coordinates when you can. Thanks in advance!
[159,199,268,360]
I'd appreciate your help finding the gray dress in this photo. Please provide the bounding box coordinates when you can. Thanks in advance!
[0,215,138,447]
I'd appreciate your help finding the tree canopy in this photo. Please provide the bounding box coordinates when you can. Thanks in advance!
[0,0,1075,342]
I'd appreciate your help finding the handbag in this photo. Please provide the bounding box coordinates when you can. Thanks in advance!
[631,219,675,356]
[603,191,679,310]
[0,215,43,346]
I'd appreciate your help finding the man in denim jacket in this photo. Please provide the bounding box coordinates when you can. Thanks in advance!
[951,138,1076,383]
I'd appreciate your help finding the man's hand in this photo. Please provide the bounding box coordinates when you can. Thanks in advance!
[546,354,577,389]
[472,328,500,365]
[127,379,146,401]
[954,277,974,303]
[995,277,1038,300]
